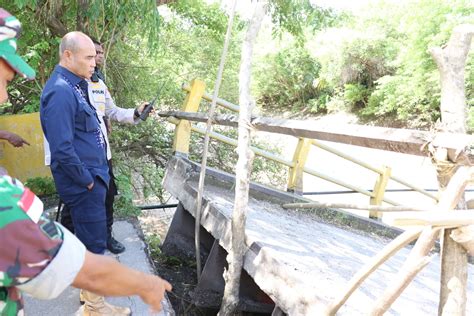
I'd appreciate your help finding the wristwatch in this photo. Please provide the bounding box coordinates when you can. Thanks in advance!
[134,108,140,119]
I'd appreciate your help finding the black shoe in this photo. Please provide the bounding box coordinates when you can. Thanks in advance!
[107,236,126,254]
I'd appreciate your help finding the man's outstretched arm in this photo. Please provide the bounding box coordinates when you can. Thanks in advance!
[73,250,172,313]
[0,130,30,147]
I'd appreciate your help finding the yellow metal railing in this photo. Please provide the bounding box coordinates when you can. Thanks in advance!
[168,116,293,167]
[311,139,438,201]
[182,84,240,113]
[171,79,439,216]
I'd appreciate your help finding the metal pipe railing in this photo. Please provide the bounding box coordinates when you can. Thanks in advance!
[182,84,240,112]
[193,122,399,205]
[311,139,438,202]
[174,84,437,208]
[167,117,294,167]
[302,165,375,198]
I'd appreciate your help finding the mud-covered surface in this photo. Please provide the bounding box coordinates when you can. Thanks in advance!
[150,255,206,315]
[146,245,269,316]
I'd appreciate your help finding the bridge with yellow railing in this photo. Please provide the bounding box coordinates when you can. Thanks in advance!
[0,78,444,216]
[2,79,474,315]
[165,79,440,220]
[159,79,474,314]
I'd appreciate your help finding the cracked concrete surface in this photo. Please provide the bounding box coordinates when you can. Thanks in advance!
[163,156,474,315]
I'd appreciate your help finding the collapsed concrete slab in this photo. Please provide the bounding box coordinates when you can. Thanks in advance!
[162,156,474,315]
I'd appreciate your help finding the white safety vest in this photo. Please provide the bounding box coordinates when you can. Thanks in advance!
[44,79,138,165]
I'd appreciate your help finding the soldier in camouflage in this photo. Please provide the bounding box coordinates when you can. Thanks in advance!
[0,175,172,316]
[0,8,171,316]
[0,176,65,316]
[0,8,33,165]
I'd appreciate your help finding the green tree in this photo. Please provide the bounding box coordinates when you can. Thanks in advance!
[369,0,473,127]
[307,0,473,128]
[255,45,330,113]
[1,0,161,113]
[0,0,339,215]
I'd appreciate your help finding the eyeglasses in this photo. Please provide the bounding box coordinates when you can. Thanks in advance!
[96,51,104,55]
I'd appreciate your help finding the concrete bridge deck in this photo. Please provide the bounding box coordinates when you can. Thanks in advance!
[162,156,474,315]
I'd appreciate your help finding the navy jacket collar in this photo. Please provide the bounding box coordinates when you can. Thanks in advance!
[54,65,84,86]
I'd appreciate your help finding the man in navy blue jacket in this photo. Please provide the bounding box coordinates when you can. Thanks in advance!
[41,32,109,255]
[40,31,136,315]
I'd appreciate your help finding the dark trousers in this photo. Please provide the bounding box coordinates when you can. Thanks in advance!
[60,178,107,254]
[60,159,118,237]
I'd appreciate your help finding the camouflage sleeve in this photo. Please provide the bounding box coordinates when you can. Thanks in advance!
[0,175,84,300]
[17,223,86,299]
[0,176,63,288]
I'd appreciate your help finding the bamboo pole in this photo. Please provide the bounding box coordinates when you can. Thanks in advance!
[327,165,471,314]
[370,227,441,316]
[391,210,474,227]
[194,0,237,280]
[368,165,471,315]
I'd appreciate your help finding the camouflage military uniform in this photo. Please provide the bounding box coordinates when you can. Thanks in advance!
[0,176,86,316]
[0,176,62,315]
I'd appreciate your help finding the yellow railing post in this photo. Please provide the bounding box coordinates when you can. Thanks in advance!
[287,138,312,194]
[369,165,392,219]
[172,79,206,156]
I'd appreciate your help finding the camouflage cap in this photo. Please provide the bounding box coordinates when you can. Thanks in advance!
[0,8,35,80]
